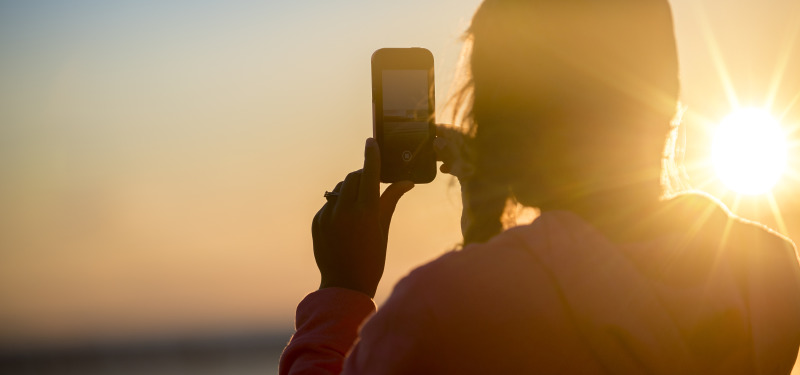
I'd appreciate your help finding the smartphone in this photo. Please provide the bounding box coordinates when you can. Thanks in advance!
[371,48,437,183]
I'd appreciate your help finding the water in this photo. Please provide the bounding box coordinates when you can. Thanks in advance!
[0,332,290,375]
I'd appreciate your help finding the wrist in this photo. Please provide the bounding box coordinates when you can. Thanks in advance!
[319,278,378,299]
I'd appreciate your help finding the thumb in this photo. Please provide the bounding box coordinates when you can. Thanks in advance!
[378,181,415,233]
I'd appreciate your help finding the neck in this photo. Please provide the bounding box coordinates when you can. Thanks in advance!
[540,183,667,242]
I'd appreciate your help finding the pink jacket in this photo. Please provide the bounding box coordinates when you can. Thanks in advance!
[281,195,800,374]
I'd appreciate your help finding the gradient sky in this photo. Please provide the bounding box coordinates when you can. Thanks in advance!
[1,0,799,347]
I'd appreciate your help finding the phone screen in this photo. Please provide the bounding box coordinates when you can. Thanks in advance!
[381,69,431,175]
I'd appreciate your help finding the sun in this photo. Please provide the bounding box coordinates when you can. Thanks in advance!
[711,108,788,195]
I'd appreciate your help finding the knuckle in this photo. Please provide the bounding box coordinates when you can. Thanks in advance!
[312,213,322,231]
[313,207,324,220]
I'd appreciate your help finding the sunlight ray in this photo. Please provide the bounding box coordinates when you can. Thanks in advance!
[766,20,800,111]
[782,168,800,185]
[765,193,789,236]
[683,108,722,137]
[703,200,740,301]
[730,194,742,219]
[690,177,719,193]
[779,91,800,121]
[718,213,735,250]
[679,156,717,191]
[718,195,742,259]
[691,3,739,109]
[655,198,719,285]
[694,201,722,239]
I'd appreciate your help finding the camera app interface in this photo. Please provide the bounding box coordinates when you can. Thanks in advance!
[382,69,431,167]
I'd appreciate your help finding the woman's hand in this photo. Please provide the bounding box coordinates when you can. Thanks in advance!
[311,138,414,298]
[435,124,476,235]
[434,124,474,181]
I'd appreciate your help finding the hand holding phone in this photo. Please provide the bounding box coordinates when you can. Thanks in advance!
[312,139,415,298]
[371,48,437,183]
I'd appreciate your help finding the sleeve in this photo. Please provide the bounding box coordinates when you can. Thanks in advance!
[279,287,376,375]
[280,269,442,375]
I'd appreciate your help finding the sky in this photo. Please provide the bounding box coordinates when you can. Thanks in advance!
[0,0,799,348]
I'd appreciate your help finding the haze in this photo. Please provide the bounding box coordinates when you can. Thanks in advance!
[1,0,799,350]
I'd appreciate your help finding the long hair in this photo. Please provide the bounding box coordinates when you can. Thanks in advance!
[449,0,686,244]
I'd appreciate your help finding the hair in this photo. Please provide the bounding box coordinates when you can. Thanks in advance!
[448,0,689,244]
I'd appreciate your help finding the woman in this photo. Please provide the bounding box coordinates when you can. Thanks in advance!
[281,0,800,373]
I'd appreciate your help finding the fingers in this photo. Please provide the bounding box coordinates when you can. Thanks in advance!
[434,124,460,164]
[435,124,452,162]
[434,136,447,162]
[359,138,380,206]
[338,170,362,206]
[378,181,415,233]
[315,181,344,229]
[433,124,475,180]
[435,133,459,171]
[435,123,453,136]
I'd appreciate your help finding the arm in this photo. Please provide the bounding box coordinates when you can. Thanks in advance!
[280,138,414,374]
[281,132,467,374]
[279,288,375,375]
[280,274,439,375]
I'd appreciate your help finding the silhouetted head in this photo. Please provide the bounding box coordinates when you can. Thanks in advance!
[454,0,683,243]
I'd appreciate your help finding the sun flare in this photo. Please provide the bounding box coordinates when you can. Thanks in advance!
[711,108,787,195]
